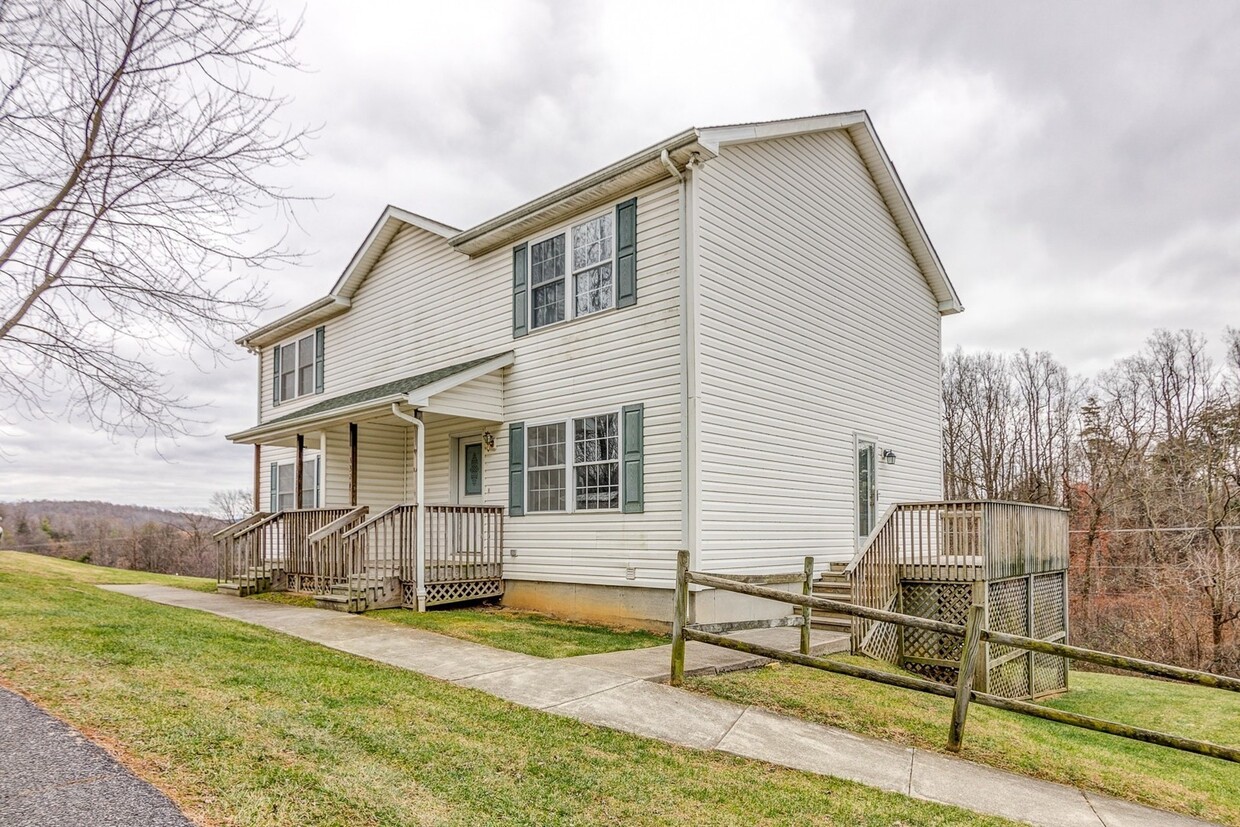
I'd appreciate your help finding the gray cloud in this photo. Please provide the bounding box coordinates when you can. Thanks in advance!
[4,0,1238,508]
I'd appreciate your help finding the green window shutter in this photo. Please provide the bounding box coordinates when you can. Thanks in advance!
[512,243,528,338]
[271,346,281,405]
[508,422,525,516]
[314,326,325,394]
[268,462,278,512]
[615,197,637,308]
[621,403,644,513]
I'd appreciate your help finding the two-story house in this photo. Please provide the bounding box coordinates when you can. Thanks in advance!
[219,110,965,629]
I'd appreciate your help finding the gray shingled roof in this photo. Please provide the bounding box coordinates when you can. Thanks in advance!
[265,352,508,426]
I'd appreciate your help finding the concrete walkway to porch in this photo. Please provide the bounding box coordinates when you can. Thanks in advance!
[99,584,1215,827]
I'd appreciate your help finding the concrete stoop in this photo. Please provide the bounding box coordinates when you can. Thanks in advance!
[98,584,1218,827]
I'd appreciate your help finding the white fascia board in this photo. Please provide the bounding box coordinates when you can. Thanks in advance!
[852,119,964,315]
[329,205,461,298]
[225,394,407,443]
[236,295,352,348]
[696,111,868,154]
[404,351,515,407]
[449,129,708,254]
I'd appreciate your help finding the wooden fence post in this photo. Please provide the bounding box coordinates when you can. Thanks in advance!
[801,556,814,655]
[947,603,985,752]
[671,549,690,686]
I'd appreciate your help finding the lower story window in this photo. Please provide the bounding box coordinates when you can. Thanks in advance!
[527,412,620,512]
[273,457,319,510]
[527,423,566,512]
[574,413,619,509]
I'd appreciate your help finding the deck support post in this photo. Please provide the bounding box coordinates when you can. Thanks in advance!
[671,549,689,686]
[252,445,261,513]
[801,556,813,655]
[947,603,985,752]
[349,422,358,507]
[294,434,305,511]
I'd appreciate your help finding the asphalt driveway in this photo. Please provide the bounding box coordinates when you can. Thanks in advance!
[0,687,193,827]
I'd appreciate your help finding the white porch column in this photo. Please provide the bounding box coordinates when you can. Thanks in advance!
[391,402,427,611]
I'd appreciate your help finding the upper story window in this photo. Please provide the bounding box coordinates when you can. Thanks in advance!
[528,212,617,331]
[512,197,636,339]
[272,327,324,405]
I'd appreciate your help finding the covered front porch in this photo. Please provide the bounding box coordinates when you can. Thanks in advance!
[218,353,512,612]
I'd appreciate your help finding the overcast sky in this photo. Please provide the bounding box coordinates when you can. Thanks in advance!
[3,0,1238,511]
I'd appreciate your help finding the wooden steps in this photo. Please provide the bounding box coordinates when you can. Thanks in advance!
[811,562,852,635]
[313,575,402,613]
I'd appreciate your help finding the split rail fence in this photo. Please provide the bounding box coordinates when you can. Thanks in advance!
[669,550,1240,763]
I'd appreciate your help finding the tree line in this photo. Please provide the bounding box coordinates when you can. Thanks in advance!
[0,494,250,578]
[943,328,1240,674]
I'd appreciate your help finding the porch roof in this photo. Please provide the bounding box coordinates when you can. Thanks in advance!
[227,351,513,443]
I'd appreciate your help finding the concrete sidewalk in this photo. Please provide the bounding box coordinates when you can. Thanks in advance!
[99,584,1216,827]
[0,687,194,827]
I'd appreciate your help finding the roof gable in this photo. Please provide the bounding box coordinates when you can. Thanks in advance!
[329,206,460,300]
[696,112,962,315]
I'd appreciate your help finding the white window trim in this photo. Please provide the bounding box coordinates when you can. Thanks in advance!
[525,205,620,332]
[273,457,320,510]
[525,410,624,514]
[274,330,320,402]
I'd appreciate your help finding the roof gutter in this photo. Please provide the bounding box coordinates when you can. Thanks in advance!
[225,393,406,443]
[449,128,705,254]
[237,295,352,349]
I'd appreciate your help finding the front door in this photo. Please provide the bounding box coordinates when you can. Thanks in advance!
[857,439,878,541]
[458,437,485,505]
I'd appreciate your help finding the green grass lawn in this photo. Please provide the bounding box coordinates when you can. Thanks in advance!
[693,656,1240,825]
[0,551,1015,826]
[249,590,668,658]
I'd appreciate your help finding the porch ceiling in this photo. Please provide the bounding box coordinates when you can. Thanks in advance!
[227,351,513,444]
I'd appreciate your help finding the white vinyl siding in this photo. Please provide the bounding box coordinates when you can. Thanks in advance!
[693,130,944,575]
[253,178,683,590]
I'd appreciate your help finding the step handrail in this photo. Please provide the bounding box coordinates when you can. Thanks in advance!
[341,503,408,540]
[212,511,269,541]
[842,503,899,576]
[231,509,285,541]
[308,506,369,543]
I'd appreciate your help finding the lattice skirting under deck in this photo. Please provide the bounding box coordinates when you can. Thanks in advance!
[401,579,504,608]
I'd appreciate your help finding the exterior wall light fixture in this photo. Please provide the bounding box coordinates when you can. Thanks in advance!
[882,449,897,465]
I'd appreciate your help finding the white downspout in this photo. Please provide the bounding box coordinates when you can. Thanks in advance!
[391,401,427,611]
[660,148,684,183]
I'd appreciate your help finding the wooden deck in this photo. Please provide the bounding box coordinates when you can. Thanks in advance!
[845,500,1070,699]
[215,504,504,611]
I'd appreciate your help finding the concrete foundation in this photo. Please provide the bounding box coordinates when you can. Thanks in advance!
[501,578,804,631]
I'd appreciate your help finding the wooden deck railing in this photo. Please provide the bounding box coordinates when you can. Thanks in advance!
[304,506,369,593]
[341,504,416,597]
[281,508,357,577]
[214,512,270,584]
[216,508,355,588]
[425,504,504,587]
[844,501,1069,656]
[218,503,505,609]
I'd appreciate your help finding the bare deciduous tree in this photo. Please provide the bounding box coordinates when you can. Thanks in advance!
[209,487,253,523]
[0,0,306,437]
[946,329,1240,673]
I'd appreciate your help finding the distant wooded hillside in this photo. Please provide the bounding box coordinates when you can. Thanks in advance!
[0,500,226,578]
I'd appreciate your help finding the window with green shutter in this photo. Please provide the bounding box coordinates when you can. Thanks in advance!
[512,198,637,335]
[513,405,644,515]
[508,422,525,516]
